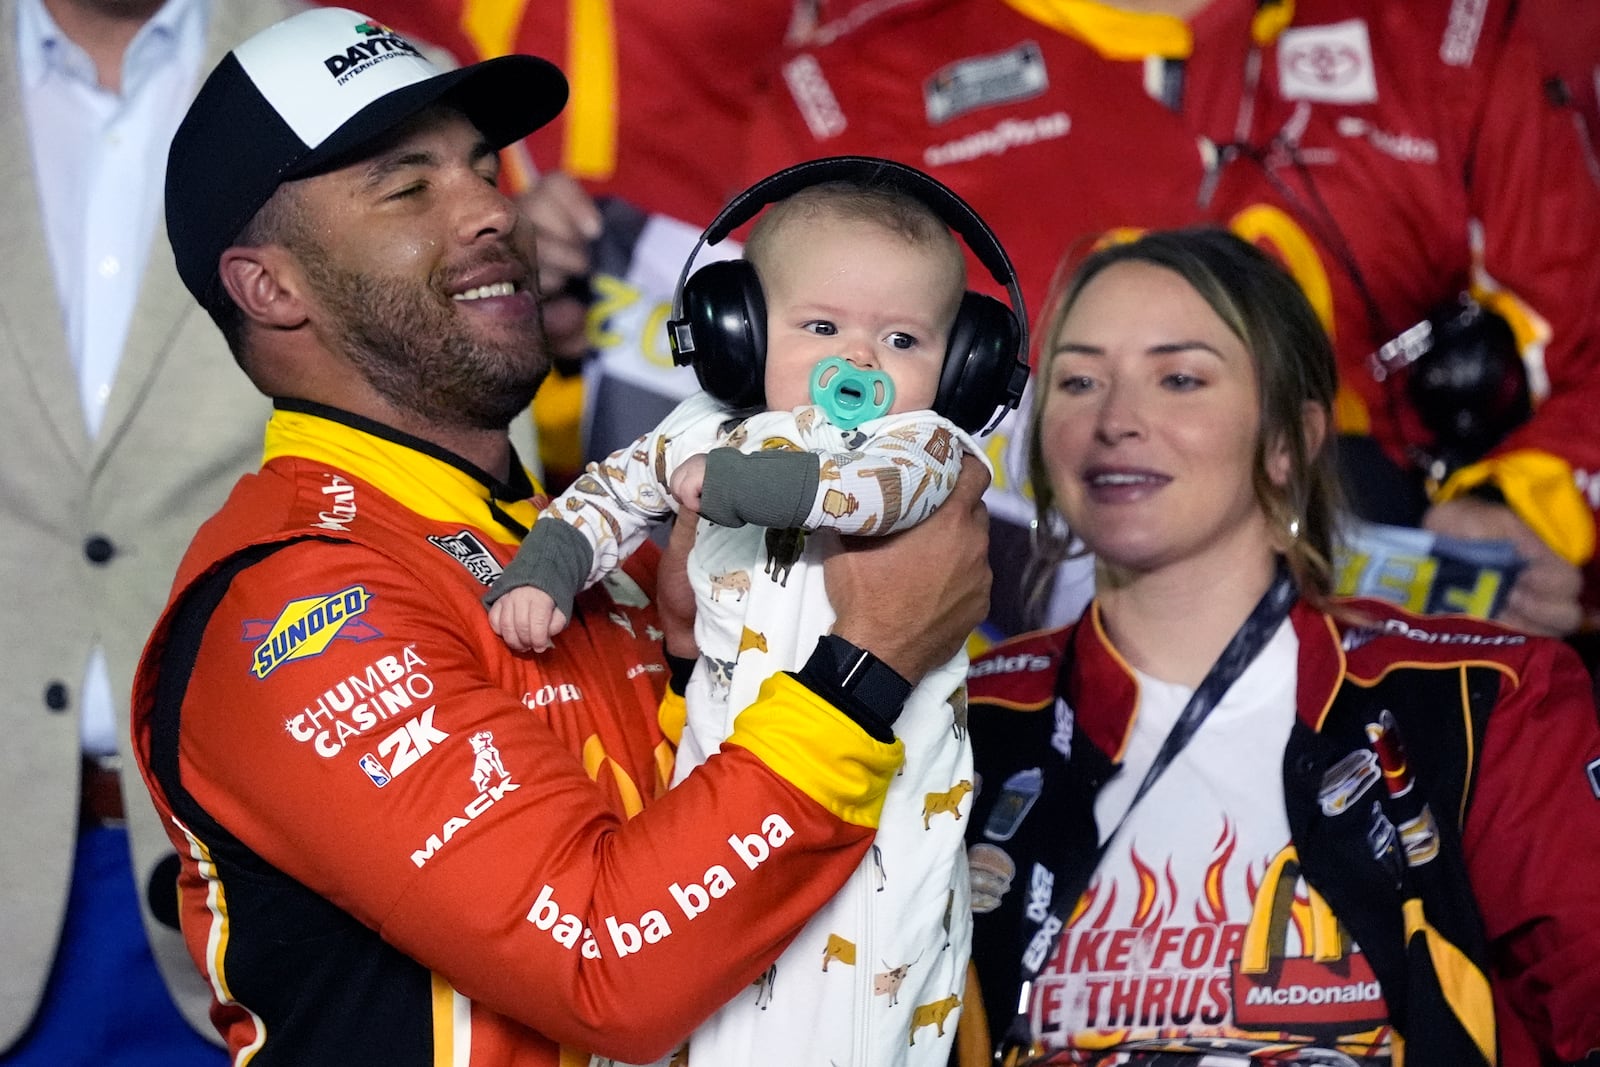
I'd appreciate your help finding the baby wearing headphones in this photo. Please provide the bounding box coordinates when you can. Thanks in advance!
[486,172,1016,1065]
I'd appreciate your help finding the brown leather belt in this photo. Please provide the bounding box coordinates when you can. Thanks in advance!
[80,755,126,830]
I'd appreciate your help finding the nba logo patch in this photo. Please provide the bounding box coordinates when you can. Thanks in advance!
[359,752,391,787]
[1587,757,1600,800]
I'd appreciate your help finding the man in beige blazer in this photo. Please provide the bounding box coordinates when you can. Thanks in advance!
[0,0,300,1058]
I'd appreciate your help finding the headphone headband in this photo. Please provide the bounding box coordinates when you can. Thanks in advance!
[673,156,1028,358]
[668,156,1030,434]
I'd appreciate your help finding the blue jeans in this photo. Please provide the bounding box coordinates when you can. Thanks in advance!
[0,828,227,1066]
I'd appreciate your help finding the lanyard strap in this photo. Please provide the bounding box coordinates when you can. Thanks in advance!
[1106,564,1298,844]
[997,564,1299,1066]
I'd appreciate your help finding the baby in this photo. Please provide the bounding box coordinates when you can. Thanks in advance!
[487,172,1013,1065]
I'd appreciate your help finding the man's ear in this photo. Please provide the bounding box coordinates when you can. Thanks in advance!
[1266,401,1329,486]
[218,245,310,331]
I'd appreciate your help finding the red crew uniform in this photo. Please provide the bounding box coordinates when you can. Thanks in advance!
[130,403,907,1067]
[1517,0,1600,178]
[750,0,1600,596]
[332,0,805,218]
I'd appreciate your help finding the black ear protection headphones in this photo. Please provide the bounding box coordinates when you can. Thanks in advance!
[666,156,1030,434]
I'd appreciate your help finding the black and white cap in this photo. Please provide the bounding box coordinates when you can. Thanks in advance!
[165,7,567,309]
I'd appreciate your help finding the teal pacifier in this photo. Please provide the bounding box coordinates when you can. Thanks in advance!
[809,356,894,430]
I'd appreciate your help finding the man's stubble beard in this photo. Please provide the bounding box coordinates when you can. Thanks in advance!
[296,243,551,432]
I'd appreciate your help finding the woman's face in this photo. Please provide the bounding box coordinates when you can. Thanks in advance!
[1038,260,1285,579]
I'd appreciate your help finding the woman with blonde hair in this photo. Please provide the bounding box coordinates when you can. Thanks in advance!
[960,228,1600,1067]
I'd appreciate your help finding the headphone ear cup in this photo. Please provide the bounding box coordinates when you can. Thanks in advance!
[935,292,1025,433]
[678,259,767,410]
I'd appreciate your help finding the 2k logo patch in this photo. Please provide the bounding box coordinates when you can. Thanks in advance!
[358,707,449,786]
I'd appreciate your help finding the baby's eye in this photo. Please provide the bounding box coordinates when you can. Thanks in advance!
[885,332,918,351]
[803,321,838,336]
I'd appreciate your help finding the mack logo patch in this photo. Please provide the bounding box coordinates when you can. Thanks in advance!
[411,731,517,868]
[244,586,379,679]
[924,41,1047,125]
[428,530,503,585]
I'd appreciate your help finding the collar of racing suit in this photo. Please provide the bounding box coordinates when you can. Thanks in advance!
[997,0,1293,60]
[263,397,545,543]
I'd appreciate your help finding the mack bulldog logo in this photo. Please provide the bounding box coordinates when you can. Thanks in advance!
[412,731,519,868]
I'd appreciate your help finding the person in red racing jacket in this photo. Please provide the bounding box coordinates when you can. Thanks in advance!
[750,0,1600,638]
[957,228,1600,1067]
[127,9,992,1066]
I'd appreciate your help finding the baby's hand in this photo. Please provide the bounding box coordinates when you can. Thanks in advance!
[670,454,707,513]
[488,587,569,653]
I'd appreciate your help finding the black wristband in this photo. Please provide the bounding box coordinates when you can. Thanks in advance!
[792,634,913,743]
[664,649,697,696]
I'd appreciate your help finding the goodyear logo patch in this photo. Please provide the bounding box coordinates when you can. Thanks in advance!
[243,586,380,679]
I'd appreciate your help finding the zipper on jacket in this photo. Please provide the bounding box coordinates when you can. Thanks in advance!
[853,855,874,1067]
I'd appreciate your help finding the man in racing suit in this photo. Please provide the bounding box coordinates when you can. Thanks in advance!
[127,9,992,1065]
[306,0,821,482]
[749,0,1600,637]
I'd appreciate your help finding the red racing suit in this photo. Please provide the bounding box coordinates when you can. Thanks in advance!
[749,0,1600,596]
[960,596,1600,1065]
[129,401,908,1067]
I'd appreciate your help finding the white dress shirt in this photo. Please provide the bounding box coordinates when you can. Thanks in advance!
[18,0,207,756]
